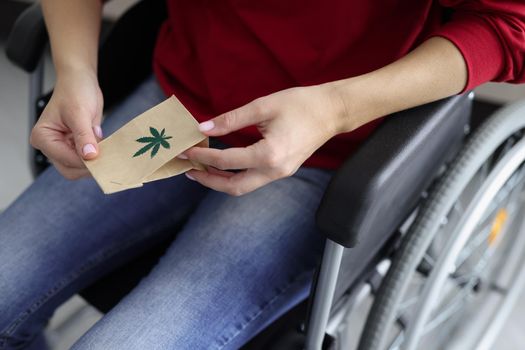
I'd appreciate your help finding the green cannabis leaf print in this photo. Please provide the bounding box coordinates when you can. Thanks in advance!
[133,127,173,158]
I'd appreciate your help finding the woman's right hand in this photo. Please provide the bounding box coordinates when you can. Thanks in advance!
[30,69,104,180]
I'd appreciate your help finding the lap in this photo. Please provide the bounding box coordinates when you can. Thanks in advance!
[72,167,332,350]
[0,74,334,349]
[0,76,208,348]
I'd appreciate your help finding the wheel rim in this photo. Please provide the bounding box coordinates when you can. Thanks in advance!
[358,103,525,350]
[400,136,525,350]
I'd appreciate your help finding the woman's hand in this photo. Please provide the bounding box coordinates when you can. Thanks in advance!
[183,36,469,196]
[183,84,348,196]
[30,69,104,180]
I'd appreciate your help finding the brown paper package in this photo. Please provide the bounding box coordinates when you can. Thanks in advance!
[84,96,208,194]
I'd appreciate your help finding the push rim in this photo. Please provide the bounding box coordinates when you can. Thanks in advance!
[385,136,525,350]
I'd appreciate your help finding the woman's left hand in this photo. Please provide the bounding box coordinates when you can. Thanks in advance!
[183,84,350,196]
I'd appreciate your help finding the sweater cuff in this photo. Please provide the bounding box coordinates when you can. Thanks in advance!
[429,14,505,93]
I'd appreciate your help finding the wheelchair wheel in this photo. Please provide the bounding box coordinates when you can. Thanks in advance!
[357,100,525,350]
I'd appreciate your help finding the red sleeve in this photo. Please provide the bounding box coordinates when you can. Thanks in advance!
[430,0,525,92]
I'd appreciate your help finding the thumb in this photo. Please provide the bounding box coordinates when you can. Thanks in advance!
[198,100,269,136]
[69,115,99,160]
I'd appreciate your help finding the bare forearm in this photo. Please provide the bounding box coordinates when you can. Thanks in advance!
[328,37,468,133]
[42,0,102,78]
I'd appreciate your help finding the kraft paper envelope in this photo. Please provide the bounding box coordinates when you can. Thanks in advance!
[84,96,208,194]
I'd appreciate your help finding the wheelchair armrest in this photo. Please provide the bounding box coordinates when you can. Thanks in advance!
[6,3,47,73]
[316,95,472,248]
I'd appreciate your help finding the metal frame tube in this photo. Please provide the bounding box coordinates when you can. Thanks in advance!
[305,239,345,350]
[28,59,44,178]
[29,59,44,125]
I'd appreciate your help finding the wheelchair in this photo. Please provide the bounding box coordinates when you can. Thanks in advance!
[6,1,525,349]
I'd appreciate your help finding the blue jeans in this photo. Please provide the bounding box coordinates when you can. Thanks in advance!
[0,76,333,349]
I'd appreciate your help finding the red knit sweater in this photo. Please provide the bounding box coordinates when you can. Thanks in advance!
[153,0,525,169]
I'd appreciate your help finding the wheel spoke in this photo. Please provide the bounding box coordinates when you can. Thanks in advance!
[454,167,525,271]
[362,127,525,350]
[423,253,436,267]
[387,331,405,350]
[489,283,509,295]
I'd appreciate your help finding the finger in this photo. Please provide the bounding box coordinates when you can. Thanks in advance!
[93,125,104,140]
[42,142,86,169]
[67,113,99,160]
[52,161,91,180]
[31,128,86,169]
[91,100,104,140]
[66,126,102,147]
[184,146,259,170]
[186,169,271,196]
[198,100,269,136]
[207,166,236,178]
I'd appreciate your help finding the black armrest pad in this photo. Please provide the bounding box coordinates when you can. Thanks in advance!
[6,3,47,73]
[316,95,472,248]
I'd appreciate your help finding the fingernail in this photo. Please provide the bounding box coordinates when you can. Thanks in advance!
[83,144,97,156]
[198,120,215,132]
[185,173,196,181]
[93,125,103,139]
[177,153,188,160]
